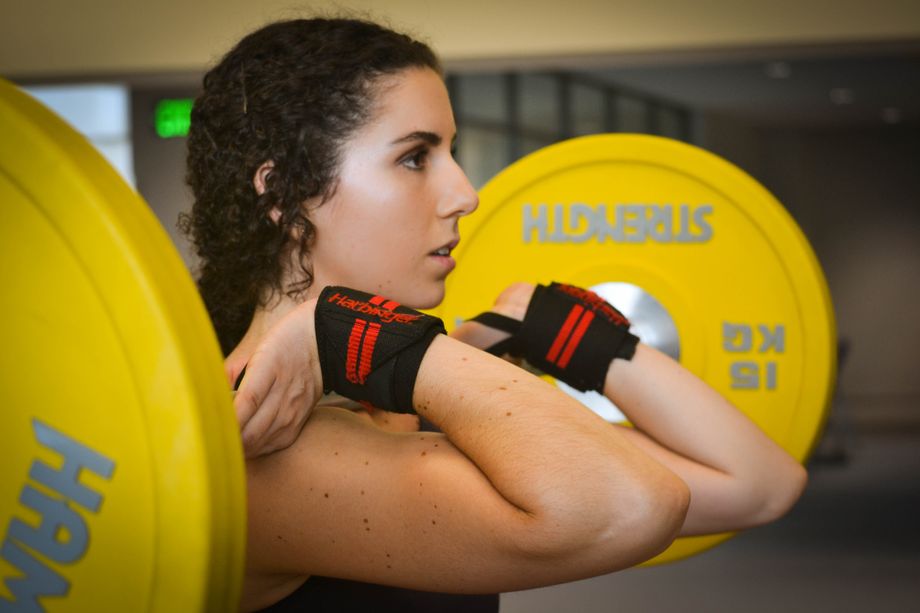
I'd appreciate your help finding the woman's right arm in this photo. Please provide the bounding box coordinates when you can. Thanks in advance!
[451,282,806,538]
[241,301,688,608]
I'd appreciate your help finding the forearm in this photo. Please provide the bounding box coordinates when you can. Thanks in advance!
[604,343,806,527]
[453,281,804,534]
[414,334,688,561]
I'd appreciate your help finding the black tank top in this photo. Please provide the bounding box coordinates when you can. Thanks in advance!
[255,576,498,612]
[235,367,499,612]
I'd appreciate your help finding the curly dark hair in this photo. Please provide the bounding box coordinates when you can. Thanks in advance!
[181,18,441,355]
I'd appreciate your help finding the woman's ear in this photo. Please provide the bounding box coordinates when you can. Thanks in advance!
[253,160,274,196]
[253,161,283,224]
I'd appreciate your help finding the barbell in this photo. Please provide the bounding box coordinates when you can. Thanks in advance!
[0,78,835,611]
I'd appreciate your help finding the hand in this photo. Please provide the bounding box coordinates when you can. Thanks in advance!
[451,282,535,352]
[457,281,637,392]
[232,298,324,458]
[491,282,535,321]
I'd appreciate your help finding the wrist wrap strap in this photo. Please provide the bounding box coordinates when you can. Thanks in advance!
[468,311,521,357]
[314,286,445,413]
[472,282,639,393]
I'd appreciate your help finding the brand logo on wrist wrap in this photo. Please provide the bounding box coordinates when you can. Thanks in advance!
[554,284,630,327]
[326,292,423,324]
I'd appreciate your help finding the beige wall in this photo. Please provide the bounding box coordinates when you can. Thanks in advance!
[4,0,920,78]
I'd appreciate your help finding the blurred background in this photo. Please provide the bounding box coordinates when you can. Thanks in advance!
[3,1,918,610]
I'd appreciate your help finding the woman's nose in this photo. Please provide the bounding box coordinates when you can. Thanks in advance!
[440,158,479,218]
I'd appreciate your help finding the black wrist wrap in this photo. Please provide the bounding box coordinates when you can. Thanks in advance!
[314,286,445,413]
[473,282,639,393]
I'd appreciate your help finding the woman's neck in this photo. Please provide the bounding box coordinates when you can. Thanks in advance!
[226,288,312,370]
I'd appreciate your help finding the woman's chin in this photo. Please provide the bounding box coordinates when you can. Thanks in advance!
[317,274,446,310]
[402,282,446,311]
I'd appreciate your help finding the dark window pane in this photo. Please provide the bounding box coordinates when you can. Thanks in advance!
[571,84,605,136]
[457,126,510,188]
[519,74,558,134]
[519,136,555,160]
[456,74,506,124]
[657,107,684,139]
[617,96,648,133]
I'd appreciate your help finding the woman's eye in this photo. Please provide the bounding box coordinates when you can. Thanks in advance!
[402,148,429,170]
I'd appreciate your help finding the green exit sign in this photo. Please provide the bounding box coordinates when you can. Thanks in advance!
[154,98,193,138]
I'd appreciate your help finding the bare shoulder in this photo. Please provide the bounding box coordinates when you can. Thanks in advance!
[242,406,418,608]
[243,405,528,602]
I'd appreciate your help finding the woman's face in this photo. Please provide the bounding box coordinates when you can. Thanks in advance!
[306,67,479,309]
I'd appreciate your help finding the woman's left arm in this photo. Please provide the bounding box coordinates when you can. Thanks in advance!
[451,282,807,537]
[602,343,806,536]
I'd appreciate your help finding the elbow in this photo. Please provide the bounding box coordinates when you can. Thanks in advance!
[616,470,690,563]
[738,460,807,529]
[755,461,808,525]
[582,469,690,569]
[520,468,690,570]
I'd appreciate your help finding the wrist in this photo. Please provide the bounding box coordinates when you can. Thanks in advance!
[294,297,324,405]
[452,319,513,350]
[516,282,639,392]
[312,286,445,413]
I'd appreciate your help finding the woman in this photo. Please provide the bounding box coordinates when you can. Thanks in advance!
[182,18,806,612]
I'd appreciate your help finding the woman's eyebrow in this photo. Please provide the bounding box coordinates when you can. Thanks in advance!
[390,131,443,146]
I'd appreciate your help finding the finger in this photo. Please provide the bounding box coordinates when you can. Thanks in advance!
[240,405,276,458]
[494,282,536,314]
[256,381,315,456]
[224,360,245,388]
[240,377,288,458]
[224,363,236,388]
[234,359,276,431]
[260,426,300,458]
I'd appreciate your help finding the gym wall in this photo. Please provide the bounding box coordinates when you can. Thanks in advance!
[701,116,920,420]
[6,0,919,424]
[3,0,920,78]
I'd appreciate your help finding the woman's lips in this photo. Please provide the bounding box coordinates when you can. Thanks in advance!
[429,237,459,273]
[429,252,456,273]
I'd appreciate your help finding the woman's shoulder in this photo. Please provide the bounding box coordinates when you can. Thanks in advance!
[315,392,423,433]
